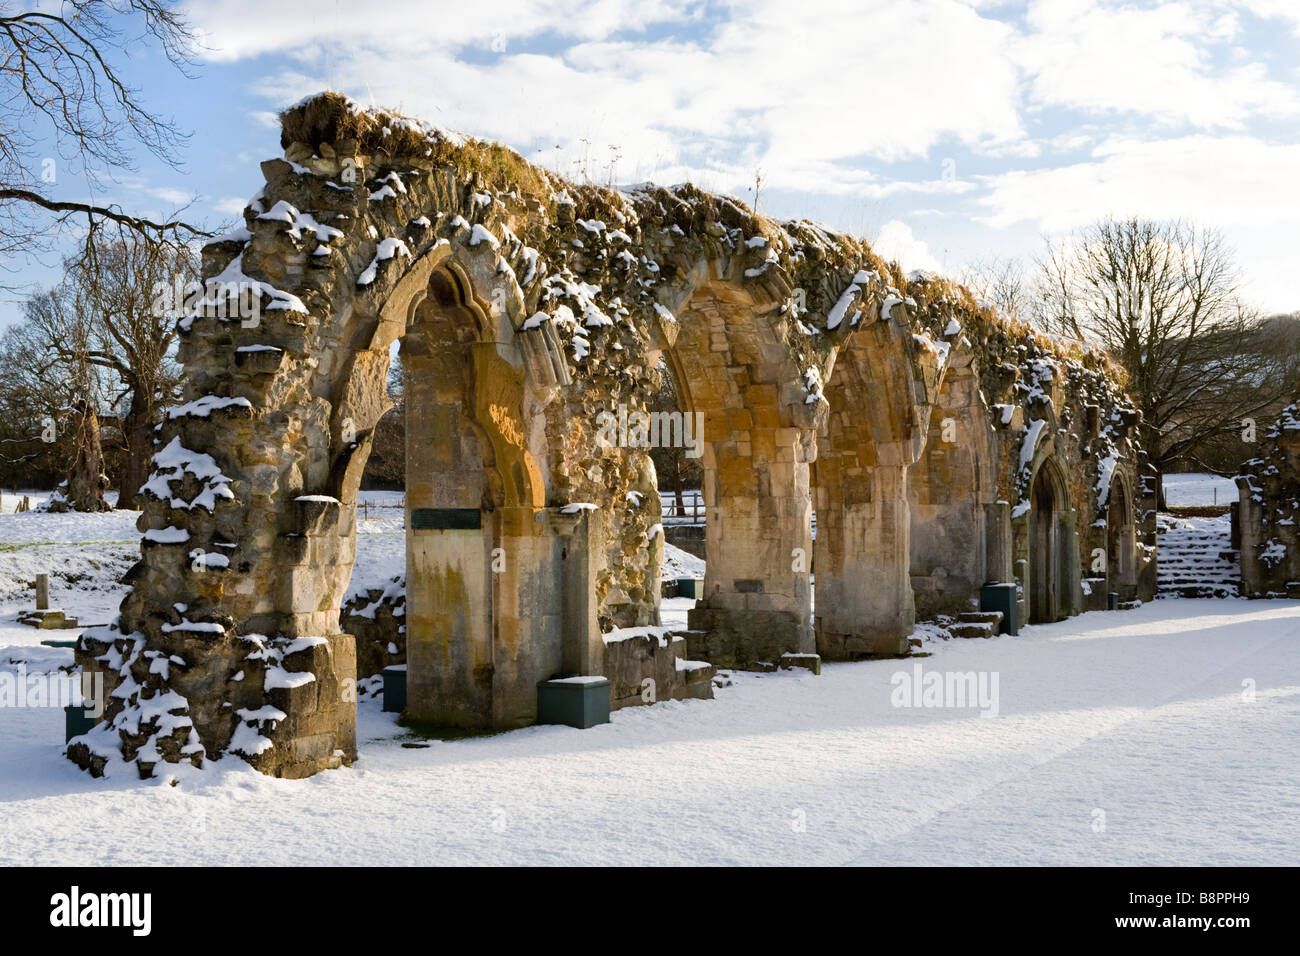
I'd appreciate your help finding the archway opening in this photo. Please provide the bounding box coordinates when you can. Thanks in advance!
[1107,475,1136,602]
[648,354,706,631]
[661,280,815,667]
[359,343,405,492]
[811,320,929,658]
[1029,464,1062,623]
[909,362,992,620]
[383,262,554,730]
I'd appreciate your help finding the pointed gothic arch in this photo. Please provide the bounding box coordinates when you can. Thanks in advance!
[1026,454,1074,624]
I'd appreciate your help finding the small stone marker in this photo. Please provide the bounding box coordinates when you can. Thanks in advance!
[19,572,78,629]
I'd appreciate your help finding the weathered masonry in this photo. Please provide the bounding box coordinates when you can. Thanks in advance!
[1238,403,1300,598]
[70,94,1156,779]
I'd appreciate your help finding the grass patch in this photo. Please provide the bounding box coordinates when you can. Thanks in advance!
[0,540,135,551]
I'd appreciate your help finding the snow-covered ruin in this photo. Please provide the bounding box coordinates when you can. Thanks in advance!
[1238,403,1300,598]
[70,93,1160,779]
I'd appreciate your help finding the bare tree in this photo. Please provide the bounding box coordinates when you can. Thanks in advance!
[1163,310,1300,475]
[961,255,1032,323]
[19,236,189,506]
[1037,217,1293,496]
[648,359,702,514]
[0,303,86,489]
[0,0,205,279]
[57,398,111,511]
[1032,239,1080,339]
[361,350,406,490]
[21,281,115,510]
[74,237,188,503]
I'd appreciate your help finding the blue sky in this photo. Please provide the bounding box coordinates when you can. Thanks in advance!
[6,0,1300,324]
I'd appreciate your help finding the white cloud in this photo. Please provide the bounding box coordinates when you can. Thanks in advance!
[176,0,1300,310]
[182,0,695,62]
[977,134,1300,311]
[1015,0,1300,128]
[1237,0,1300,36]
[213,196,249,215]
[978,134,1300,230]
[189,0,1027,193]
[872,219,944,274]
[150,186,194,206]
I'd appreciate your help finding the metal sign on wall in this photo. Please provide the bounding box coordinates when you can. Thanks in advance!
[410,508,482,530]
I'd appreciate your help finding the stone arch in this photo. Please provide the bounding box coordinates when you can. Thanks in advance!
[1237,403,1300,597]
[333,247,545,510]
[1024,453,1075,624]
[909,351,998,620]
[811,301,945,658]
[654,266,821,668]
[1105,469,1138,602]
[346,244,595,731]
[70,174,604,777]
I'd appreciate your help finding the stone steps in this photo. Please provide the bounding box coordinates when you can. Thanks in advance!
[1162,585,1239,599]
[780,652,822,675]
[950,610,1003,639]
[1156,513,1239,599]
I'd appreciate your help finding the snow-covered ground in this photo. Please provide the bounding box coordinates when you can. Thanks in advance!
[1,502,1297,865]
[1163,472,1239,507]
[0,490,408,654]
[0,505,140,644]
[661,542,705,581]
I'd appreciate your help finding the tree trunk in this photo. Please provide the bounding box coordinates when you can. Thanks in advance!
[118,392,153,508]
[1144,420,1168,512]
[55,403,111,512]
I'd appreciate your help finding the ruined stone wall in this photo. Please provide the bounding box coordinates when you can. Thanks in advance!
[69,92,1153,780]
[1238,403,1300,598]
[341,575,405,678]
[904,277,1158,622]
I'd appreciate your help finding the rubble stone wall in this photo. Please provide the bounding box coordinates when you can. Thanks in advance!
[1238,404,1300,597]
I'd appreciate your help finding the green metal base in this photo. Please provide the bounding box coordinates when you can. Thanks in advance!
[980,582,1019,635]
[64,704,97,743]
[537,677,610,729]
[382,665,407,713]
[676,578,703,600]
